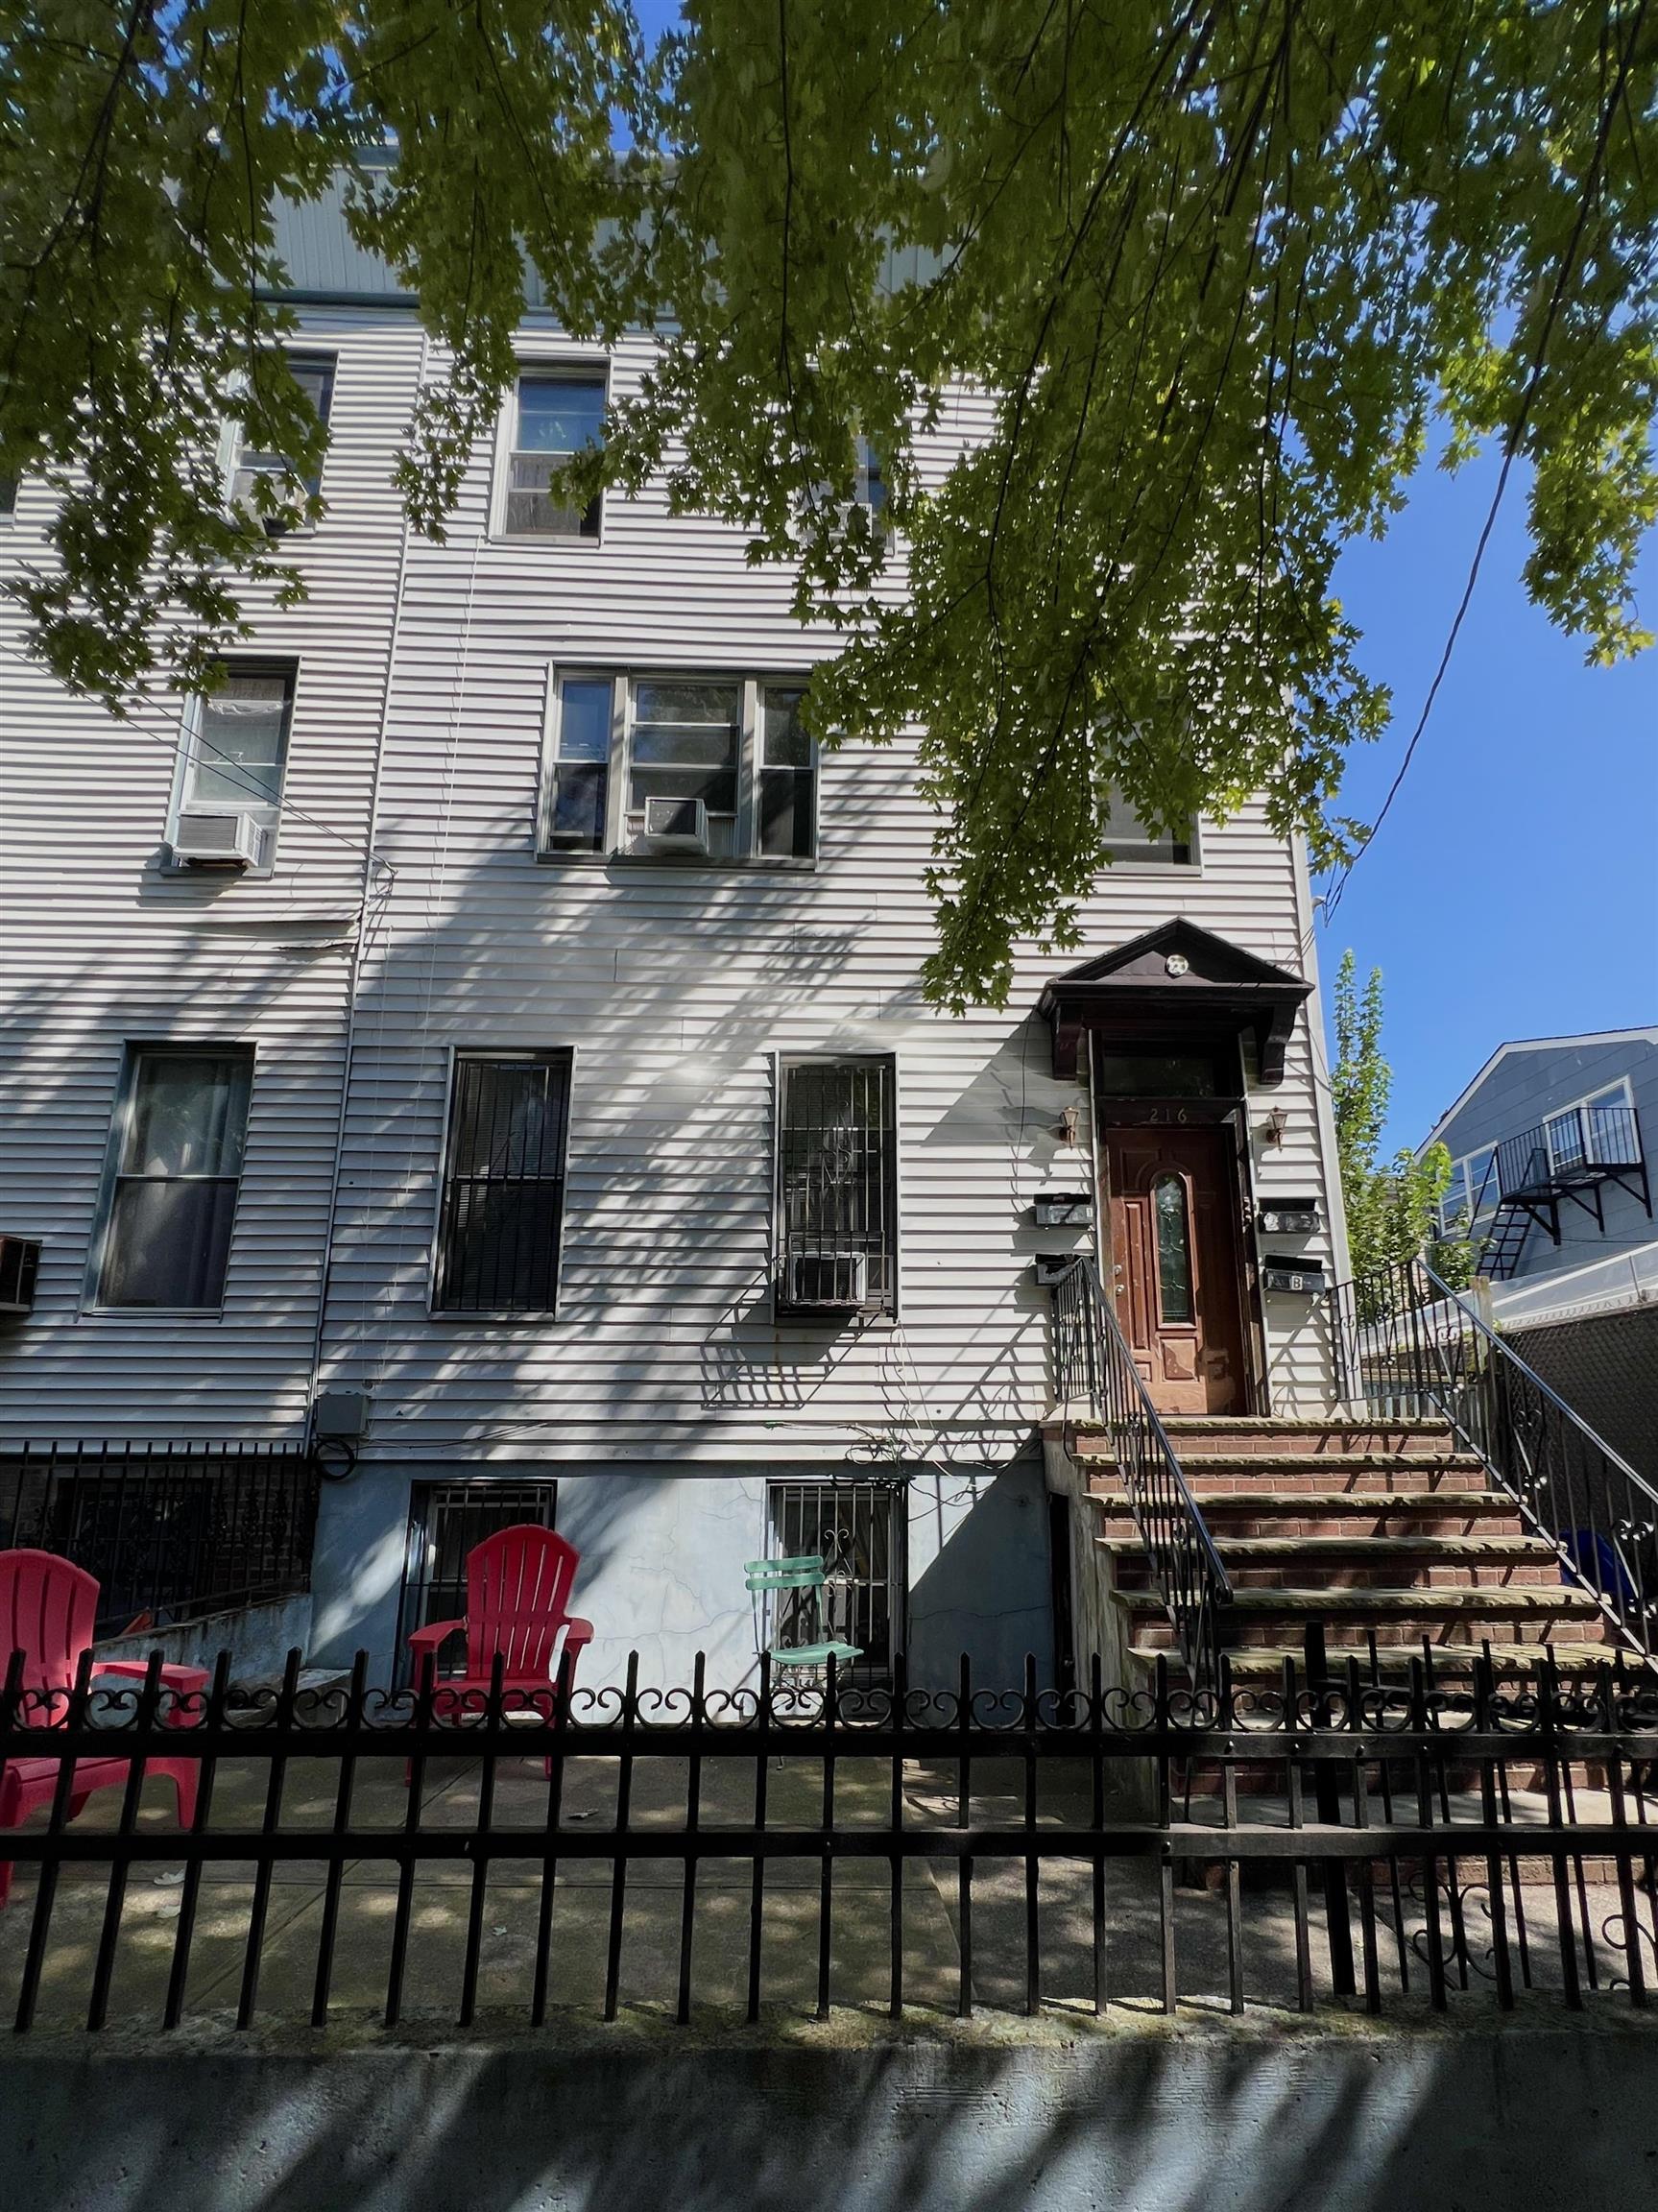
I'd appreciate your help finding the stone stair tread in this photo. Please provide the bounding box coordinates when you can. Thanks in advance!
[1095,1488,1520,1513]
[1118,1585,1598,1616]
[1209,1534,1554,1559]
[1082,1452,1487,1474]
[1130,1642,1617,1674]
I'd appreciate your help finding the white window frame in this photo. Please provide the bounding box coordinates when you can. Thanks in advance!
[492,359,610,545]
[538,667,820,869]
[85,1042,256,1318]
[426,1044,579,1322]
[769,1048,902,1325]
[1098,782,1202,872]
[165,660,299,878]
[221,349,336,537]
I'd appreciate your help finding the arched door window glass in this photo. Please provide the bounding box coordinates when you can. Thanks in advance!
[1154,1174,1193,1324]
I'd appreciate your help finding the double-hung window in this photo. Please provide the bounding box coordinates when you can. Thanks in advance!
[434,1050,573,1315]
[94,1046,254,1310]
[174,664,296,868]
[542,672,817,863]
[504,372,605,538]
[229,353,334,531]
[775,1056,898,1317]
[1099,783,1196,866]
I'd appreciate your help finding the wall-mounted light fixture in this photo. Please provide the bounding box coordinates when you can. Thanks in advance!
[1261,1107,1289,1149]
[1059,1103,1081,1148]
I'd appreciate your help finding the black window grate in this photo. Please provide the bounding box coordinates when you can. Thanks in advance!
[766,1478,905,1675]
[777,1058,898,1314]
[395,1479,559,1683]
[434,1051,572,1314]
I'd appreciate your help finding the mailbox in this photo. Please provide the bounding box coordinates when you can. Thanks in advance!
[1257,1198,1321,1236]
[1262,1255,1327,1296]
[1034,1190,1093,1230]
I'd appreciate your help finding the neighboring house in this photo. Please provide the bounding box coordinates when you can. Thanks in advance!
[0,180,1353,1696]
[1422,1028,1658,1481]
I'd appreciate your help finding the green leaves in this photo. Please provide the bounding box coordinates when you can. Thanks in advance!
[1,4,1653,994]
[1334,949,1458,1283]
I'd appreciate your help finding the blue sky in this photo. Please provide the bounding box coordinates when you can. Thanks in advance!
[1321,458,1657,1151]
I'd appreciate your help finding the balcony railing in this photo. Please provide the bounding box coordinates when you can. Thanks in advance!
[1329,1259,1658,1666]
[0,1439,322,1639]
[1049,1255,1233,1697]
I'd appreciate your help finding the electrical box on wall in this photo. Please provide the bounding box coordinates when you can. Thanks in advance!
[1257,1198,1321,1236]
[1262,1255,1326,1295]
[1033,1190,1093,1230]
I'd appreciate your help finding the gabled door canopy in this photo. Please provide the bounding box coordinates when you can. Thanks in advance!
[1036,919,1313,1086]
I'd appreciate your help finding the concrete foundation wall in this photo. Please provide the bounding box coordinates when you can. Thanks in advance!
[2,2018,1655,2212]
[94,1593,314,1684]
[309,1458,1054,1696]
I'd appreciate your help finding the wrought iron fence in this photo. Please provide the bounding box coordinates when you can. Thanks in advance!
[1049,1255,1233,1695]
[1328,1259,1658,1666]
[2,1645,1657,2034]
[0,1440,322,1638]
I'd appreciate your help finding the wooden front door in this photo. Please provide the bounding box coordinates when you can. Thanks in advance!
[1102,1123,1247,1415]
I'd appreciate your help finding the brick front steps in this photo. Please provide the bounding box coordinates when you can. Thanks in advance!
[1073,1413,1627,1687]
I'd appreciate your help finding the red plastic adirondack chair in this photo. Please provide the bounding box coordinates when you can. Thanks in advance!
[405,1526,592,1727]
[0,1550,208,1908]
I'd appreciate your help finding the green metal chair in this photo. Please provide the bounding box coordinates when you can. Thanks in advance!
[743,1555,862,1673]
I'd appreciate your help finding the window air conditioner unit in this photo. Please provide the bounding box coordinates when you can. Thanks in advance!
[640,796,709,853]
[172,808,262,869]
[786,1251,869,1310]
[0,1235,41,1317]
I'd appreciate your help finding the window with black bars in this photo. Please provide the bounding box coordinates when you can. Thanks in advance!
[766,1479,904,1676]
[434,1050,572,1314]
[776,1057,898,1315]
[395,1479,559,1683]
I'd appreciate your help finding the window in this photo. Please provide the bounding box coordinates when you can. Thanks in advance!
[758,685,814,858]
[94,1046,254,1310]
[545,677,613,852]
[1589,1086,1640,1165]
[1153,1175,1193,1323]
[396,1479,559,1683]
[628,677,742,853]
[434,1050,573,1314]
[174,665,296,867]
[854,437,886,517]
[1099,784,1195,866]
[775,1056,898,1317]
[766,1479,904,1675]
[542,670,819,864]
[504,372,605,537]
[229,354,334,531]
[0,473,15,519]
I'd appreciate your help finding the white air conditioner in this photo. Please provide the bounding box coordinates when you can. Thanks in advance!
[786,1251,869,1310]
[172,808,263,869]
[640,796,709,853]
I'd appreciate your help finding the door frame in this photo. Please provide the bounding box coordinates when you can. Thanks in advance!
[1087,1041,1268,1414]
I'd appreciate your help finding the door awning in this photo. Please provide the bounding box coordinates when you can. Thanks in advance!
[1035,919,1313,1086]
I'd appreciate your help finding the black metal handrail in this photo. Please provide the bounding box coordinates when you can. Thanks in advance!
[1049,1255,1233,1697]
[0,1439,322,1638]
[1329,1258,1658,1667]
